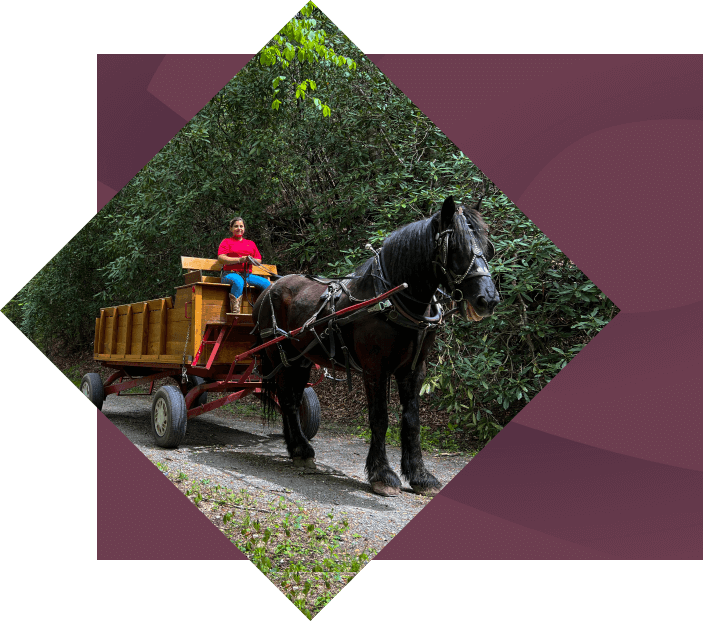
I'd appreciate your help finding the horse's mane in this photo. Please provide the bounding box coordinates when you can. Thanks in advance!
[351,204,489,291]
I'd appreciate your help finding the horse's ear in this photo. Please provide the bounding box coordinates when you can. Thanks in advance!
[474,194,484,212]
[440,196,456,229]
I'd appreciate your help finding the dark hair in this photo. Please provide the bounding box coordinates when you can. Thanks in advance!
[229,216,245,229]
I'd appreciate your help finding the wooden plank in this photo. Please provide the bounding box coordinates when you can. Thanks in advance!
[194,284,204,353]
[158,298,167,357]
[172,287,196,358]
[98,297,172,314]
[210,339,258,366]
[95,354,182,363]
[184,269,203,286]
[124,306,133,356]
[94,318,100,355]
[140,302,149,356]
[164,310,191,358]
[181,256,277,277]
[182,256,221,271]
[254,264,277,277]
[115,323,127,355]
[147,297,173,312]
[109,308,119,356]
[129,308,144,355]
[97,309,106,355]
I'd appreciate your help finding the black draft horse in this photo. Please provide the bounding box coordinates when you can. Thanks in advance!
[252,196,500,496]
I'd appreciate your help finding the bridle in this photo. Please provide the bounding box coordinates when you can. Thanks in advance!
[432,207,493,303]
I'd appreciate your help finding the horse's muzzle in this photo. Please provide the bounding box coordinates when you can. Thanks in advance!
[463,293,500,321]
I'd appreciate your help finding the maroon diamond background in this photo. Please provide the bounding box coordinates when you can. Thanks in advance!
[97,55,703,560]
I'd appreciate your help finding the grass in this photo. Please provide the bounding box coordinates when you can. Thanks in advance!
[219,400,263,419]
[155,460,376,618]
[354,422,472,454]
[63,364,83,388]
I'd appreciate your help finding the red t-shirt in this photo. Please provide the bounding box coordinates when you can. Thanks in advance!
[218,237,262,273]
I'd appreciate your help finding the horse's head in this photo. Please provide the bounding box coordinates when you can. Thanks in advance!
[435,195,500,321]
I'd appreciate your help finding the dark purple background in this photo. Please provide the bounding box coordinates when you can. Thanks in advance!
[97,55,703,560]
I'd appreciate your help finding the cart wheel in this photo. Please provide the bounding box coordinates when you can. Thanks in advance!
[81,373,104,409]
[186,375,208,408]
[151,386,187,448]
[299,387,321,440]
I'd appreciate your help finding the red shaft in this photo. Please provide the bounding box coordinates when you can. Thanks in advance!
[232,282,408,362]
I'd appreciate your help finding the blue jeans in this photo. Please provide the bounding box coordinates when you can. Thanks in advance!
[221,271,271,297]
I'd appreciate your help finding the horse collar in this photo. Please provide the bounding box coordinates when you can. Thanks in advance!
[373,253,442,328]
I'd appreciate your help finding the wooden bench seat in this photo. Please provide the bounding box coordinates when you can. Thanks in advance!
[181,256,278,315]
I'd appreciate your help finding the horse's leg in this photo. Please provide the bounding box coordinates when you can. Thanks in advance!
[396,366,442,496]
[363,367,402,496]
[276,361,316,469]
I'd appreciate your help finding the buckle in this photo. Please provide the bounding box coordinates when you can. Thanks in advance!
[367,299,392,313]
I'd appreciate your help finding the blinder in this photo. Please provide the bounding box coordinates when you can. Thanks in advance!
[433,210,493,299]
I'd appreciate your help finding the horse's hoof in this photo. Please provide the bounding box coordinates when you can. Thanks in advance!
[371,481,401,497]
[411,485,441,497]
[293,457,316,470]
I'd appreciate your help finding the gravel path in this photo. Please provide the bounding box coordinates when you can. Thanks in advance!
[101,392,472,550]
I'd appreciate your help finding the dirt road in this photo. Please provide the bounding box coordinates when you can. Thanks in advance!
[101,392,472,548]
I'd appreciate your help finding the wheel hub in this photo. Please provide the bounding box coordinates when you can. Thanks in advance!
[154,398,168,436]
[81,382,90,397]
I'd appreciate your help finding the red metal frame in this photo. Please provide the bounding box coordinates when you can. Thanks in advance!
[103,370,175,396]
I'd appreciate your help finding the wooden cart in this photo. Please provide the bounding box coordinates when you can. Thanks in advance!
[82,257,322,448]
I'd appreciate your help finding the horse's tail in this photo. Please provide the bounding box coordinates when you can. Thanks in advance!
[258,341,279,423]
[252,288,279,423]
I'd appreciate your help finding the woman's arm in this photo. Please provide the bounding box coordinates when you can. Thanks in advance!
[218,254,249,265]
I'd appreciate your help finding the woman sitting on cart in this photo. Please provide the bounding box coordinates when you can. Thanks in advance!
[218,216,271,314]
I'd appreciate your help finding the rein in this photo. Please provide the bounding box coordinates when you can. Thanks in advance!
[247,257,283,280]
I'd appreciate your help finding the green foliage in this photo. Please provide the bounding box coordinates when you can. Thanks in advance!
[62,364,83,388]
[261,2,356,117]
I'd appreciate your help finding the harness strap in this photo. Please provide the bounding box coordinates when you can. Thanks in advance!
[275,278,364,382]
[411,326,429,371]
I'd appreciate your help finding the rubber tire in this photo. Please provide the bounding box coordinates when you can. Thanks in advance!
[151,386,187,448]
[299,387,321,440]
[81,373,104,410]
[186,375,208,408]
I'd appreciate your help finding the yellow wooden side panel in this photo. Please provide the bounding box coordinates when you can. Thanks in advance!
[93,283,268,365]
[95,297,176,362]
